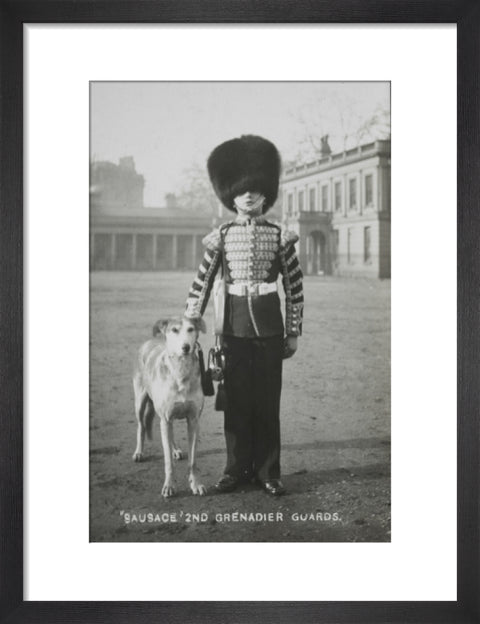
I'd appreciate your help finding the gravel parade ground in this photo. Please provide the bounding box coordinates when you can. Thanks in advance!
[90,271,390,542]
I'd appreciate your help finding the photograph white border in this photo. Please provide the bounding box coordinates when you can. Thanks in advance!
[24,24,457,601]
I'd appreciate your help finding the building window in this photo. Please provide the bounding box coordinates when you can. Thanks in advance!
[322,185,328,212]
[364,226,371,263]
[288,194,293,215]
[333,229,339,263]
[365,174,373,206]
[298,190,304,212]
[309,187,316,212]
[335,182,342,212]
[349,178,357,210]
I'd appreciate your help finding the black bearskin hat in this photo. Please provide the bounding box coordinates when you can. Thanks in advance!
[207,134,281,213]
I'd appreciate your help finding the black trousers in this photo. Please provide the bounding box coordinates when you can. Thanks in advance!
[222,335,283,481]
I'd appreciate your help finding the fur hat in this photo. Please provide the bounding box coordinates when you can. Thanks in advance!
[207,134,281,212]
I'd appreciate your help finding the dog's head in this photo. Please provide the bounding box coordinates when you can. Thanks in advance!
[152,316,206,357]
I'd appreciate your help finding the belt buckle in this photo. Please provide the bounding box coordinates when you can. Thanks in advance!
[247,284,257,296]
[258,283,268,295]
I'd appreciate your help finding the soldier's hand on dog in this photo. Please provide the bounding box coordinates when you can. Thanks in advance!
[283,335,298,359]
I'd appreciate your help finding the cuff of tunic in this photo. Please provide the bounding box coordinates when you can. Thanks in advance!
[285,303,303,336]
[185,297,202,319]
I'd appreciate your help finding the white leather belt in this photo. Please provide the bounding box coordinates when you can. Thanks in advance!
[227,282,278,297]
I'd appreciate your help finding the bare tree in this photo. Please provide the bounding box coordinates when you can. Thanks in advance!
[355,104,391,143]
[176,162,219,216]
[290,90,390,161]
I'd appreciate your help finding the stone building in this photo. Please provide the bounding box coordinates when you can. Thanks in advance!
[90,156,145,210]
[281,138,391,278]
[90,157,211,271]
[90,205,212,271]
[90,142,390,278]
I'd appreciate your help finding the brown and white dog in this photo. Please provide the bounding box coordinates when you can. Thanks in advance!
[132,316,207,497]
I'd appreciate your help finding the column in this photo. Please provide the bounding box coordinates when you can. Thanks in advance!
[299,229,308,276]
[110,233,116,270]
[131,234,137,270]
[191,234,197,269]
[152,234,157,270]
[171,234,178,270]
[326,228,333,275]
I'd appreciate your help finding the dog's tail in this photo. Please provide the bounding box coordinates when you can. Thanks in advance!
[140,394,155,441]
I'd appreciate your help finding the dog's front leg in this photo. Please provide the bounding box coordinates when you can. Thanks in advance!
[132,384,148,462]
[187,415,206,495]
[160,417,176,497]
[133,420,145,462]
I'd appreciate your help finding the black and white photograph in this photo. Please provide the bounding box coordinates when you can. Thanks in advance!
[89,81,391,543]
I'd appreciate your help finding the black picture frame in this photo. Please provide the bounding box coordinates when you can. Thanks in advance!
[1,1,478,622]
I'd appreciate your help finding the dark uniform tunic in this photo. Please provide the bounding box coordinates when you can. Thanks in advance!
[185,214,304,481]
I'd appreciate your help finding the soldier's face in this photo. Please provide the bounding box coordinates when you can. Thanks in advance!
[234,191,265,216]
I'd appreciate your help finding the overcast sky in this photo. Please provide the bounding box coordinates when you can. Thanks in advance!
[90,81,389,207]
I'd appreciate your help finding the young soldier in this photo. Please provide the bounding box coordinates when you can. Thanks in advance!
[185,135,304,496]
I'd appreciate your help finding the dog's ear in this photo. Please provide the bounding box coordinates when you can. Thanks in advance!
[193,317,207,334]
[152,319,169,337]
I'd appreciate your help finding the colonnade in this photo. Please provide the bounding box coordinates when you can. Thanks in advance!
[90,232,205,271]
